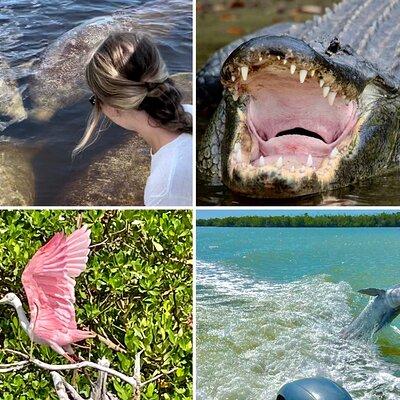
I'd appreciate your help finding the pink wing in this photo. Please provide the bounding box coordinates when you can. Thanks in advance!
[22,226,91,344]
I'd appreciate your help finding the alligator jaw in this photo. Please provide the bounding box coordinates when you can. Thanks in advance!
[219,36,384,198]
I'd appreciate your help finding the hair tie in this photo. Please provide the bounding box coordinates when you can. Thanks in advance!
[144,82,159,91]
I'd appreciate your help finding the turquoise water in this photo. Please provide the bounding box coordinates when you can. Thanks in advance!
[197,227,400,399]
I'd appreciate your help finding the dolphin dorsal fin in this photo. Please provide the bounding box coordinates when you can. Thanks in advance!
[358,288,386,296]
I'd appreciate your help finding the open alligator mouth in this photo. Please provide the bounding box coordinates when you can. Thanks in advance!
[220,36,369,195]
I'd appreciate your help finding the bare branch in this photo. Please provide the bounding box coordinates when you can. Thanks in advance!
[51,372,70,400]
[0,362,28,373]
[0,349,137,388]
[95,333,126,353]
[133,351,142,400]
[62,378,86,400]
[92,358,110,400]
[3,348,29,359]
[89,238,108,249]
[140,367,178,386]
[76,213,83,229]
[1,347,178,399]
[0,360,29,368]
[30,358,138,387]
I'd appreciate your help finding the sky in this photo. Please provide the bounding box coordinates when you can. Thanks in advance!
[196,209,400,219]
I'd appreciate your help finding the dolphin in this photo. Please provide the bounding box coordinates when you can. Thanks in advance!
[0,55,27,131]
[341,285,400,339]
[29,0,191,121]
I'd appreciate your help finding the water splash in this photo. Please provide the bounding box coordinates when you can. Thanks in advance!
[197,261,400,400]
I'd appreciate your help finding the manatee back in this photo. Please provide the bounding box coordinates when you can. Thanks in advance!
[30,0,192,121]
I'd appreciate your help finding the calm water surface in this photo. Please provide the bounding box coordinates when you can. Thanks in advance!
[0,0,192,205]
[197,165,400,206]
[197,227,400,399]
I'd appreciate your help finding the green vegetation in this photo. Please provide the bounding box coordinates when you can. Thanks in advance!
[197,0,335,69]
[0,210,192,400]
[197,213,400,227]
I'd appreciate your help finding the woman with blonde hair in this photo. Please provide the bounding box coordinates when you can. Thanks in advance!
[76,32,192,206]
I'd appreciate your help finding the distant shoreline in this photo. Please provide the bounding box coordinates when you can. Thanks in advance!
[197,213,400,228]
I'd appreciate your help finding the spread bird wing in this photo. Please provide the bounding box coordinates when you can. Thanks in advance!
[21,226,90,339]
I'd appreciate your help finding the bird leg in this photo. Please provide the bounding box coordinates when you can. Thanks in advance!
[64,354,77,364]
[49,342,77,364]
[29,340,35,361]
[63,344,94,387]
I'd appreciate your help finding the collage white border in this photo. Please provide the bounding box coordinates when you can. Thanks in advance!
[2,1,400,399]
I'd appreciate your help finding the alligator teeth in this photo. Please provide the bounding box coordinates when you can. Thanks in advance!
[236,148,242,163]
[307,154,313,167]
[234,143,242,162]
[328,91,337,106]
[259,155,265,166]
[241,66,249,81]
[277,55,281,60]
[232,92,239,101]
[299,69,307,83]
[259,56,263,62]
[237,108,246,122]
[319,79,325,88]
[231,76,236,82]
[310,70,315,77]
[322,86,330,98]
[283,59,287,65]
[276,156,283,168]
[330,147,339,158]
[290,64,296,74]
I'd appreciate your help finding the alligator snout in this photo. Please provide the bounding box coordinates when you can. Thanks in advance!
[221,35,368,101]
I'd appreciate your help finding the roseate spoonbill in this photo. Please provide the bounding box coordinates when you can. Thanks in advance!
[0,226,95,362]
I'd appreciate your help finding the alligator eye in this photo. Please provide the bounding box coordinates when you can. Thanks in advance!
[326,37,341,55]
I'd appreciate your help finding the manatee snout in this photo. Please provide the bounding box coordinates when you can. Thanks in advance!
[0,56,28,131]
[30,108,57,122]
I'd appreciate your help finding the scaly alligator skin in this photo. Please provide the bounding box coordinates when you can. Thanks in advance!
[197,0,400,198]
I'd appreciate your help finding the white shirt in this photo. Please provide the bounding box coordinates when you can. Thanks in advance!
[144,104,193,206]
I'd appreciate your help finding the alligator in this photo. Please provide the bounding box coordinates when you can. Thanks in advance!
[197,0,400,198]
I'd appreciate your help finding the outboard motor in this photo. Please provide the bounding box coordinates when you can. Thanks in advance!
[277,377,352,400]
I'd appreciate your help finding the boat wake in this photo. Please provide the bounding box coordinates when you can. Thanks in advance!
[197,261,400,400]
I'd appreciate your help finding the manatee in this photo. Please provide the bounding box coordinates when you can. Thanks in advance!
[0,141,35,205]
[0,55,27,131]
[29,0,192,121]
[55,72,192,206]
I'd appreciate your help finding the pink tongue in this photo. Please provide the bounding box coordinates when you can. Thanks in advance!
[259,135,332,157]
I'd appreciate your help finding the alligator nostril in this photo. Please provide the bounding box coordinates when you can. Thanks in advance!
[326,37,341,55]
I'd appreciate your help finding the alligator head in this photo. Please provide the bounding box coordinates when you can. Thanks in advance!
[219,35,400,198]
